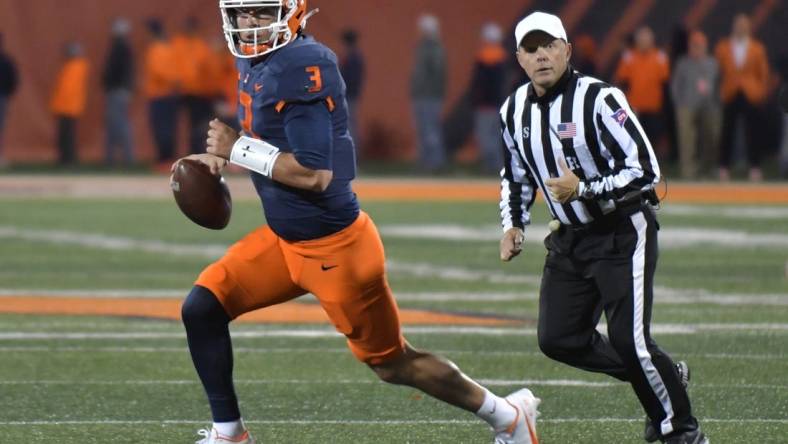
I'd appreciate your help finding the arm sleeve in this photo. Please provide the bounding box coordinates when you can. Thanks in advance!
[282,101,333,171]
[275,58,341,104]
[498,96,537,232]
[578,87,661,201]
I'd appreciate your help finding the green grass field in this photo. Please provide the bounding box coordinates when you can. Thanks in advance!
[0,189,787,443]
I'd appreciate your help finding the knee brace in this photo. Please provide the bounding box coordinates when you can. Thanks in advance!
[181,285,230,328]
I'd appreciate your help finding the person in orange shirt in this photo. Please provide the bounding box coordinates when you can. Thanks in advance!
[173,17,216,155]
[714,14,770,181]
[208,36,239,130]
[614,26,670,158]
[49,42,89,165]
[143,19,180,167]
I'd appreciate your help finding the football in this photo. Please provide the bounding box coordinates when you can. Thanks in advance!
[170,159,232,230]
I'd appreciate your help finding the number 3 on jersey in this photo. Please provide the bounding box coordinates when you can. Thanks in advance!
[306,66,322,93]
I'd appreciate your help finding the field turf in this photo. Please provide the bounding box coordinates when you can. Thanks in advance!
[0,187,786,443]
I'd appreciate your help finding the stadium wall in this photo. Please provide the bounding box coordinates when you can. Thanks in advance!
[0,0,783,164]
[0,0,529,164]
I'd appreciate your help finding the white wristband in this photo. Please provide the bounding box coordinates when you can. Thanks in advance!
[229,136,282,178]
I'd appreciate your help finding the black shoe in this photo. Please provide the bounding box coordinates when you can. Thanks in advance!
[676,360,690,388]
[663,429,708,444]
[644,361,691,442]
[644,417,659,442]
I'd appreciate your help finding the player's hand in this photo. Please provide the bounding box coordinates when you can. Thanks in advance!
[544,158,580,203]
[500,227,525,262]
[171,153,228,176]
[206,118,239,160]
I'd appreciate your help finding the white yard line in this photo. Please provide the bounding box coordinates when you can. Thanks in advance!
[661,204,788,220]
[1,225,786,293]
[379,224,788,249]
[0,324,787,341]
[0,346,783,361]
[0,379,784,390]
[2,288,785,306]
[386,261,541,284]
[0,379,615,387]
[3,224,788,267]
[0,226,227,257]
[0,418,785,426]
[0,226,543,284]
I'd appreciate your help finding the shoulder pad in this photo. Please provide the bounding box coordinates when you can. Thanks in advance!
[272,40,344,103]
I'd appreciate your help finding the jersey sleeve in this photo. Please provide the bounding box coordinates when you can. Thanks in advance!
[282,102,333,171]
[274,55,344,106]
[498,94,537,233]
[578,87,661,201]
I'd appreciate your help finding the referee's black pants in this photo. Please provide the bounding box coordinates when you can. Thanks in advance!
[538,205,698,438]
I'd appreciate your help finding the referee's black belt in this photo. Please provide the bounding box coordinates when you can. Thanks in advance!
[563,199,647,234]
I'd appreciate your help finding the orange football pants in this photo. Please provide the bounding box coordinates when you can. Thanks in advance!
[195,211,406,365]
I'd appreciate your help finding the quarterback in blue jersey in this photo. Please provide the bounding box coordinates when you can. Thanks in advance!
[174,2,540,443]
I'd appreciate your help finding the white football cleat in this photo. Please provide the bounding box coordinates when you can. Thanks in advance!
[494,388,540,444]
[195,428,255,444]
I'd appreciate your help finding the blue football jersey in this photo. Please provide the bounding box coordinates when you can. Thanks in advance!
[236,35,359,241]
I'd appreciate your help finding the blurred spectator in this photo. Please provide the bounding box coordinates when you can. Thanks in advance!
[614,26,670,158]
[339,29,365,146]
[49,42,89,165]
[208,36,239,130]
[573,34,598,78]
[715,14,770,182]
[469,22,507,173]
[671,31,720,179]
[102,18,135,167]
[669,25,690,65]
[411,14,447,172]
[777,54,788,178]
[173,17,215,155]
[0,32,19,167]
[665,25,690,164]
[143,19,180,168]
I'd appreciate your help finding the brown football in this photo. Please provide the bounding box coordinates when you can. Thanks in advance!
[170,159,232,230]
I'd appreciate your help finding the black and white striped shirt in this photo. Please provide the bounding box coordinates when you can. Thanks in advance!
[499,68,661,231]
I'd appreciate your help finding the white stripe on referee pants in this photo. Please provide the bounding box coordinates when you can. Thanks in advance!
[630,211,675,436]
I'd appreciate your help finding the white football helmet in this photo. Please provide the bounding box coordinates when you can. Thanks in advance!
[219,0,313,58]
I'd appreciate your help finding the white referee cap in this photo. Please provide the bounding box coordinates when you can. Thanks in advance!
[514,11,567,47]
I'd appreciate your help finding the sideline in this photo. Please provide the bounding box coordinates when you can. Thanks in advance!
[2,175,788,203]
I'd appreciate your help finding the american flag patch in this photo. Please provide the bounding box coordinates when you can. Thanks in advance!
[557,122,576,139]
[612,108,628,127]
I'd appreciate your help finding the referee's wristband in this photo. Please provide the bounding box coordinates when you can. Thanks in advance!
[577,181,594,200]
[229,136,281,178]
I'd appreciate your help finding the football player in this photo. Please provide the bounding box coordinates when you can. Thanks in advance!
[173,1,540,443]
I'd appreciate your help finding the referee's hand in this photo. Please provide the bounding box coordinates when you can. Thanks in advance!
[545,158,580,203]
[500,227,525,262]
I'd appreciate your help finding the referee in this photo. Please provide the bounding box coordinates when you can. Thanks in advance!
[498,12,708,444]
